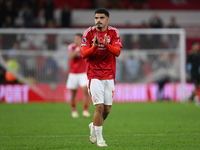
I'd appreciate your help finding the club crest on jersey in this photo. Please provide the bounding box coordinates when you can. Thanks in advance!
[82,37,87,43]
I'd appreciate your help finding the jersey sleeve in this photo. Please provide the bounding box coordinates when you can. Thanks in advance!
[111,28,122,48]
[67,44,73,54]
[81,27,92,48]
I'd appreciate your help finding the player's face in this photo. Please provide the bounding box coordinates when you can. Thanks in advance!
[74,35,82,46]
[95,13,110,31]
[193,43,199,51]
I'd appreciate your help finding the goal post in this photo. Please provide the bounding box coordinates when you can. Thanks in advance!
[0,28,186,102]
[117,28,186,101]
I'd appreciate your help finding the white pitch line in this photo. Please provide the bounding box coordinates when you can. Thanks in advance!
[0,133,200,138]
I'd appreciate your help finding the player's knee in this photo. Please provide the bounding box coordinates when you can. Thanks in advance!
[103,109,110,120]
[82,87,88,95]
[95,104,104,114]
[104,109,110,116]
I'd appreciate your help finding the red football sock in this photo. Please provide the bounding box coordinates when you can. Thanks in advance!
[83,104,88,111]
[71,103,76,111]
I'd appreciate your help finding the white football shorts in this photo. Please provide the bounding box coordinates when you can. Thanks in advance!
[66,73,87,90]
[87,79,115,106]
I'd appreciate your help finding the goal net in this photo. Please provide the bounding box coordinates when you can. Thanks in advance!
[0,28,187,102]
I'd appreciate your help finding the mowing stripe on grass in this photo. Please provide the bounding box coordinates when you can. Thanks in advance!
[0,133,199,138]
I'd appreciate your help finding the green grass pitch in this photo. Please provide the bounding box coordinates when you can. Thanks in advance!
[0,102,200,150]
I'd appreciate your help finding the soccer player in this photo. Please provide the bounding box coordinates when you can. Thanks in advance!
[81,9,122,147]
[187,41,200,106]
[66,34,91,118]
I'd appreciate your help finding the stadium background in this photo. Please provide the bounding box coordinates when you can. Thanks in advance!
[0,0,200,103]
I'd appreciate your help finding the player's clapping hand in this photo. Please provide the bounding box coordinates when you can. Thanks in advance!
[104,33,107,46]
[75,46,81,52]
[93,32,99,47]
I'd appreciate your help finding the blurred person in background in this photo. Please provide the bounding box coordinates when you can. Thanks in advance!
[2,16,14,28]
[149,14,163,29]
[151,54,171,101]
[6,43,22,84]
[124,55,140,82]
[5,58,19,84]
[43,0,55,25]
[46,20,57,50]
[122,22,133,50]
[66,34,91,118]
[8,42,20,58]
[3,0,17,27]
[22,4,34,28]
[81,8,122,147]
[18,45,37,80]
[186,41,200,106]
[26,0,39,18]
[167,16,180,49]
[138,21,154,49]
[115,59,123,82]
[41,56,58,83]
[61,4,71,28]
[149,14,163,49]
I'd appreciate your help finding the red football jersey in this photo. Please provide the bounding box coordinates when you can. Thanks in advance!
[68,43,86,73]
[81,26,122,80]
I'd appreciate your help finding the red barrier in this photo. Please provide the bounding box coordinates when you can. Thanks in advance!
[0,83,197,103]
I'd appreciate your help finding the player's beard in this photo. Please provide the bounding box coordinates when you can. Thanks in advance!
[96,23,103,30]
[97,26,102,30]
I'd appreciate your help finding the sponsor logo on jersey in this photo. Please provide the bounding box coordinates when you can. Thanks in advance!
[82,37,87,43]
